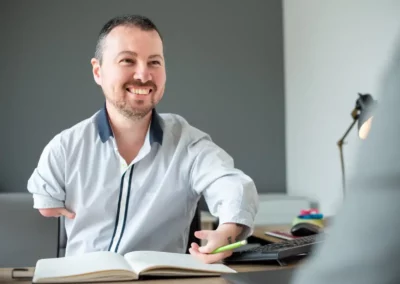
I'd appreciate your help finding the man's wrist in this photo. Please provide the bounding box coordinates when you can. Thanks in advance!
[216,223,245,243]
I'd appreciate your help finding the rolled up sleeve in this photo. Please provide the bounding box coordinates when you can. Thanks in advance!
[27,134,66,209]
[189,137,259,238]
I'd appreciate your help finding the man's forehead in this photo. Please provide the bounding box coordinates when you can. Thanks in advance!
[104,26,163,55]
[105,25,162,48]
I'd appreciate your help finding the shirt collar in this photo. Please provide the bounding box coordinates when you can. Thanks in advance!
[96,104,163,145]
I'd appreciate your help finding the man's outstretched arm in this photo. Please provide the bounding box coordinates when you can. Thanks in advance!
[188,136,259,263]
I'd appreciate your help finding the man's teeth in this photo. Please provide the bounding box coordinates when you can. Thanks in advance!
[128,88,151,95]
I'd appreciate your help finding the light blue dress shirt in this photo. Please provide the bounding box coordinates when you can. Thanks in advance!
[27,106,259,256]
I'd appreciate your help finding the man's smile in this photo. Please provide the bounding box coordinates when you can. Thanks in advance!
[126,87,153,95]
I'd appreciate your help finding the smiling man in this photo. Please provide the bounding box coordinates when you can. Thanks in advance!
[27,15,258,264]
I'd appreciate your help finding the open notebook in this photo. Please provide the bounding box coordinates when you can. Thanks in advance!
[32,251,237,283]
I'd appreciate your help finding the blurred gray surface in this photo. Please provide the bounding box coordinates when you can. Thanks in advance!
[0,193,58,267]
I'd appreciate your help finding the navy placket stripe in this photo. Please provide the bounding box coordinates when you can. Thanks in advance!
[115,165,134,252]
[108,171,126,251]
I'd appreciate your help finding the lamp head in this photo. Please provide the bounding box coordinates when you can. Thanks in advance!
[355,93,377,139]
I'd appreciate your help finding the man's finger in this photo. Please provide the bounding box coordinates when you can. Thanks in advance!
[60,208,76,219]
[189,248,232,264]
[191,242,200,250]
[198,242,216,254]
[194,230,212,240]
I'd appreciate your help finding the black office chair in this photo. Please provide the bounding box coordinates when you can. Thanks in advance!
[186,205,201,253]
[58,205,202,257]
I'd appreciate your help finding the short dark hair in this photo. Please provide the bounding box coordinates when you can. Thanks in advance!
[94,15,162,64]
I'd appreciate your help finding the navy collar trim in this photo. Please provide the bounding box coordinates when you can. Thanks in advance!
[96,104,163,145]
[149,110,164,145]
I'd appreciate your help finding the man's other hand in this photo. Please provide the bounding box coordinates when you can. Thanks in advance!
[38,208,75,219]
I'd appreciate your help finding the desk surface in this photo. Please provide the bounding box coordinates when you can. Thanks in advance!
[0,225,299,284]
[0,264,296,284]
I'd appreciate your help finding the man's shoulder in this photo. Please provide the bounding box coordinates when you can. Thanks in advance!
[50,112,100,146]
[158,113,209,140]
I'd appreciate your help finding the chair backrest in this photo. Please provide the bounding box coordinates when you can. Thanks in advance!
[58,205,202,257]
[58,216,67,257]
[186,205,201,253]
[0,193,59,267]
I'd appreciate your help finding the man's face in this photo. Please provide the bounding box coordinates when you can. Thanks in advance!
[91,25,166,120]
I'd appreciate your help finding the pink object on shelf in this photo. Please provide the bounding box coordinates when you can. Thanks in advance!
[300,208,319,216]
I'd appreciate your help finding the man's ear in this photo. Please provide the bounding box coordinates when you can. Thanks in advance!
[91,58,102,85]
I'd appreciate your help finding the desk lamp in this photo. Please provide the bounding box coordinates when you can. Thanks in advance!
[337,93,377,196]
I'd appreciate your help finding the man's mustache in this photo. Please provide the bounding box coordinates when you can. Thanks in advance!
[125,80,157,91]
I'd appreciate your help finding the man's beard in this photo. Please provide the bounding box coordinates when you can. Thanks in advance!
[113,98,155,121]
[108,79,158,120]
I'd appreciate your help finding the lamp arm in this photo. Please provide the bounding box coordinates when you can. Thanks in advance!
[337,118,357,147]
[337,118,358,197]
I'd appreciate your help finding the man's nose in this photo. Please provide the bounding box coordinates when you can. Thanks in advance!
[133,62,152,83]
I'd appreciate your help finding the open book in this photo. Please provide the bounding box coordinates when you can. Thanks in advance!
[32,251,237,283]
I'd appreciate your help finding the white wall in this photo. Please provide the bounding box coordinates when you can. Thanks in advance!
[283,0,400,215]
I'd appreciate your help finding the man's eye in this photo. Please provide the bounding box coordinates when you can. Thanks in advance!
[121,59,134,64]
[150,60,161,65]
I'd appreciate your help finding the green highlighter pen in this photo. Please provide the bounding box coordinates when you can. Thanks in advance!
[211,240,248,254]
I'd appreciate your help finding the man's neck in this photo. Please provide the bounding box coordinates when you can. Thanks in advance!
[106,103,152,145]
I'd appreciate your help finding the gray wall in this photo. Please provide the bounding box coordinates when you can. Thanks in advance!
[0,0,286,195]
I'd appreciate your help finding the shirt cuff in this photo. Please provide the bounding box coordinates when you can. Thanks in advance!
[218,208,255,240]
[33,194,64,209]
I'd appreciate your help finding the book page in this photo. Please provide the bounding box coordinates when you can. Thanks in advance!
[33,251,134,282]
[124,251,236,275]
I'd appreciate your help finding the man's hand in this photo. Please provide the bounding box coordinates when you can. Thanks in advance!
[189,223,244,264]
[38,208,75,219]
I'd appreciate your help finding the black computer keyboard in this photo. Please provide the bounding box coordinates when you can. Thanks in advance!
[224,234,324,265]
